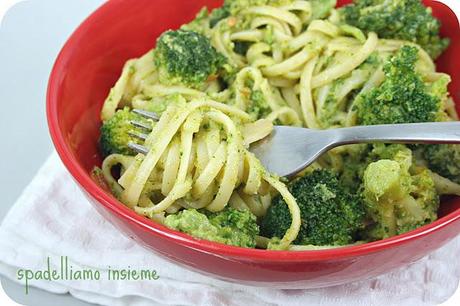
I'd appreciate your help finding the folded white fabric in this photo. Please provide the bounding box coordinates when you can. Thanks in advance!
[0,152,459,306]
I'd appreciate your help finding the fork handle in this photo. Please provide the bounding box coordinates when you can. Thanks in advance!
[332,122,460,146]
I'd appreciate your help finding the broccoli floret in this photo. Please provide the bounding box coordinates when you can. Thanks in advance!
[260,170,366,246]
[99,107,150,157]
[154,30,227,89]
[164,207,259,248]
[422,144,460,184]
[362,146,439,239]
[340,0,449,59]
[354,46,447,125]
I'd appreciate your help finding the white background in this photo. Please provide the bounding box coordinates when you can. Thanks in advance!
[0,0,458,305]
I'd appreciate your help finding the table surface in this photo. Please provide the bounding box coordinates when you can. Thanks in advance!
[0,1,103,304]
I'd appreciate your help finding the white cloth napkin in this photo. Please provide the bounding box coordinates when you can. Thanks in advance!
[0,152,459,306]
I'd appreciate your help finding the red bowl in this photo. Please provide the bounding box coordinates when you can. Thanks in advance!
[46,0,460,288]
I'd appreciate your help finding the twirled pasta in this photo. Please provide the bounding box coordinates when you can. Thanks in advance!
[103,100,300,249]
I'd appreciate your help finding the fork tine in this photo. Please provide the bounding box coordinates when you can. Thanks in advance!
[133,109,160,121]
[128,142,149,155]
[130,120,152,130]
[128,131,149,141]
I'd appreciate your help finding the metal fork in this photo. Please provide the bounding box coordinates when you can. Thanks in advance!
[128,109,460,177]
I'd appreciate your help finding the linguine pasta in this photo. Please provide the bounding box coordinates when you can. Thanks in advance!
[97,0,456,250]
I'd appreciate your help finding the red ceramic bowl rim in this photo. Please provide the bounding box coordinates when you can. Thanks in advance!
[46,0,460,262]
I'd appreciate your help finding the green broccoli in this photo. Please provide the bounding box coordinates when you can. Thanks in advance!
[354,46,447,125]
[340,0,449,59]
[164,207,259,248]
[421,144,460,184]
[260,169,367,246]
[99,107,151,157]
[154,29,227,89]
[362,145,439,239]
